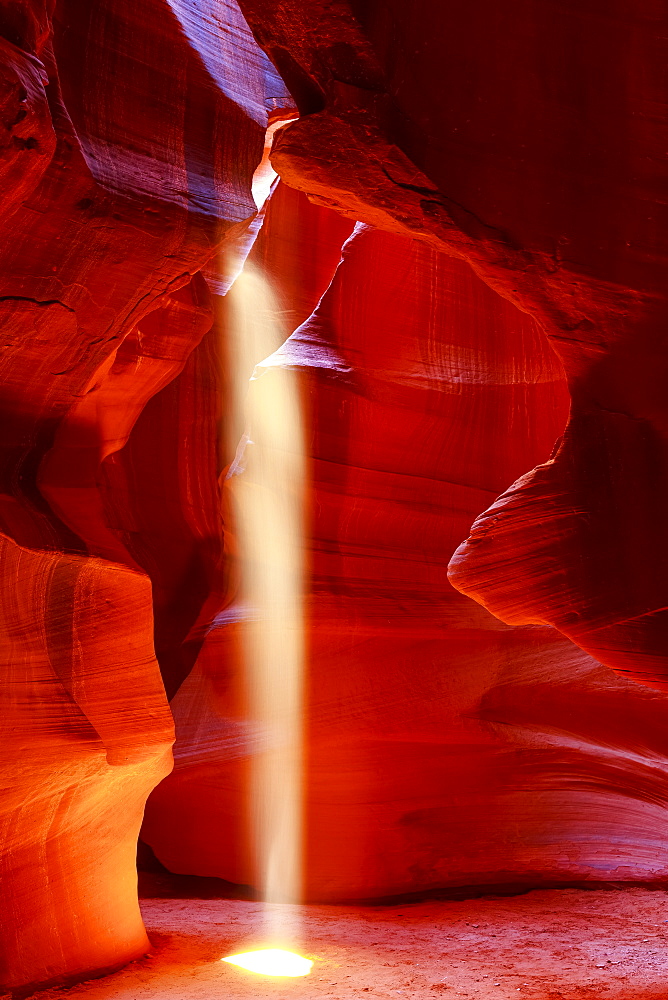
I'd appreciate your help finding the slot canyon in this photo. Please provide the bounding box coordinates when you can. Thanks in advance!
[0,1,667,999]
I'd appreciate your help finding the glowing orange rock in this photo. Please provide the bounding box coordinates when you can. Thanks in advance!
[0,532,173,990]
[239,0,668,691]
[144,200,668,902]
[0,0,293,992]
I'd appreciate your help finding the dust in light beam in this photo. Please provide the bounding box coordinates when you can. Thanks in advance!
[225,260,306,946]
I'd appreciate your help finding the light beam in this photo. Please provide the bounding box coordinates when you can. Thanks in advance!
[222,949,313,977]
[225,262,306,945]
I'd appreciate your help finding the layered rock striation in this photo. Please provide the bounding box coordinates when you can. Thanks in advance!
[237,0,668,690]
[143,191,668,901]
[2,0,668,990]
[0,0,292,991]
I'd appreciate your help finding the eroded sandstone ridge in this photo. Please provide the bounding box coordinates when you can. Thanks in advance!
[0,0,291,990]
[143,188,668,901]
[236,0,668,689]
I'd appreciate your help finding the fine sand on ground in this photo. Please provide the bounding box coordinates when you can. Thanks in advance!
[28,888,668,1000]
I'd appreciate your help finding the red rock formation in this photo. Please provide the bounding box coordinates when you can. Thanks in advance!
[97,297,226,699]
[0,536,173,990]
[237,0,668,691]
[143,199,668,901]
[248,177,355,334]
[2,0,668,989]
[0,0,292,991]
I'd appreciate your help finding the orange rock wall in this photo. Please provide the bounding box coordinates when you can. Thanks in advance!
[1,0,668,990]
[0,0,291,991]
[237,0,668,689]
[143,190,668,902]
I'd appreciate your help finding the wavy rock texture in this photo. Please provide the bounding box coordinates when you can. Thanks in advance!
[237,0,668,691]
[2,0,668,989]
[143,197,668,901]
[0,0,292,991]
[0,534,173,990]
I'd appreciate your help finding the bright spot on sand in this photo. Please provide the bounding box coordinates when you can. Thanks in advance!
[222,949,313,977]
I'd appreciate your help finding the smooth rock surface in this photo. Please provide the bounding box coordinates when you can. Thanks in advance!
[238,0,668,689]
[0,532,173,990]
[2,0,668,991]
[0,0,292,991]
[143,201,668,901]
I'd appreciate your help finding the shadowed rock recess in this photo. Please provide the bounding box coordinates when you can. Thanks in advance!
[0,0,667,994]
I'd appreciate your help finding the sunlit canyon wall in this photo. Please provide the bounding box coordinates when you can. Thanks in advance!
[0,0,292,990]
[1,0,667,993]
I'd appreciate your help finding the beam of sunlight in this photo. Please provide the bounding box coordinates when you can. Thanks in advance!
[224,261,306,949]
[222,949,313,977]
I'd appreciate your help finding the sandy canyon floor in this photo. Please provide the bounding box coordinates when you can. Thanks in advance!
[26,886,668,1000]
